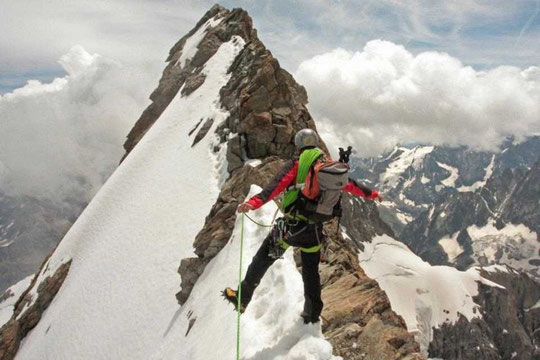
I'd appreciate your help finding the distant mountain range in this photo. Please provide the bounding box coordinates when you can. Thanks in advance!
[351,136,540,279]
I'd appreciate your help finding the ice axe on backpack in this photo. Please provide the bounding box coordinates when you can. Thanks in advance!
[335,145,353,236]
[338,146,352,164]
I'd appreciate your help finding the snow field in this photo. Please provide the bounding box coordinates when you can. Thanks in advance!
[357,235,503,357]
[16,34,245,360]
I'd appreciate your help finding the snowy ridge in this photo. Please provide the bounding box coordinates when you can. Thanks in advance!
[156,186,340,359]
[358,234,503,357]
[16,35,246,359]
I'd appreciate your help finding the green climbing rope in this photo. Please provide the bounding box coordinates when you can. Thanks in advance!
[236,214,245,360]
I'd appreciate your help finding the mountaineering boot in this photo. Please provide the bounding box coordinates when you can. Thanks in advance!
[222,287,246,313]
[300,311,320,324]
[301,295,322,324]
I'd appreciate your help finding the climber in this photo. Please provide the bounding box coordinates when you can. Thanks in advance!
[223,128,382,324]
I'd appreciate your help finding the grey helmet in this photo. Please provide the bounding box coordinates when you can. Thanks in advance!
[294,128,319,149]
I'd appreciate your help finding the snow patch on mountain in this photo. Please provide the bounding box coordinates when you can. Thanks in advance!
[380,146,434,187]
[0,239,14,248]
[458,154,496,192]
[467,221,538,277]
[438,231,463,262]
[176,16,223,68]
[0,274,33,327]
[436,162,459,188]
[15,35,246,360]
[358,235,503,357]
[396,211,414,224]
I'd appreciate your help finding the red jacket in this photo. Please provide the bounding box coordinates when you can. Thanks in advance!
[246,159,379,210]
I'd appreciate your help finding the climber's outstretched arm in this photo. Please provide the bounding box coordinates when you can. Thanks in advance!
[238,159,298,212]
[343,178,382,202]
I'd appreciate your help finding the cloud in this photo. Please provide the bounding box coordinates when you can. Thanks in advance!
[0,0,212,90]
[0,45,158,205]
[3,0,539,93]
[295,40,540,157]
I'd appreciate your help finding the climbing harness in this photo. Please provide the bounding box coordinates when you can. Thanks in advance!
[269,218,290,259]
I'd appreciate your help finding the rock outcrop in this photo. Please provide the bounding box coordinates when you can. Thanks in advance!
[320,197,422,359]
[0,258,71,360]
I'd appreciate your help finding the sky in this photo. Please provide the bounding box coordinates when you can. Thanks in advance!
[0,0,539,206]
[2,0,540,92]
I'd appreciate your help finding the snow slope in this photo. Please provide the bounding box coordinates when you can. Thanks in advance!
[16,34,246,359]
[358,235,503,357]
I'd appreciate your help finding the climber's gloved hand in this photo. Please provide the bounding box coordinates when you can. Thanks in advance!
[237,202,254,213]
[374,193,383,203]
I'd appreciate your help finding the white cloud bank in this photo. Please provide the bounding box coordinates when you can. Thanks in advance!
[296,40,540,157]
[0,46,156,204]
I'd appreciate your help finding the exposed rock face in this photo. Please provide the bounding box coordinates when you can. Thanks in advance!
[123,4,422,358]
[0,260,71,360]
[429,266,540,359]
[320,200,422,359]
[499,160,540,235]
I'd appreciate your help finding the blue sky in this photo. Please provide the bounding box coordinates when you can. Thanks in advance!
[1,0,539,94]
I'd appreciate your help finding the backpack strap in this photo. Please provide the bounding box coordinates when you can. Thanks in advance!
[281,148,324,213]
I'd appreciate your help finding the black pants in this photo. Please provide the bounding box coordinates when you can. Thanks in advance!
[240,219,324,321]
